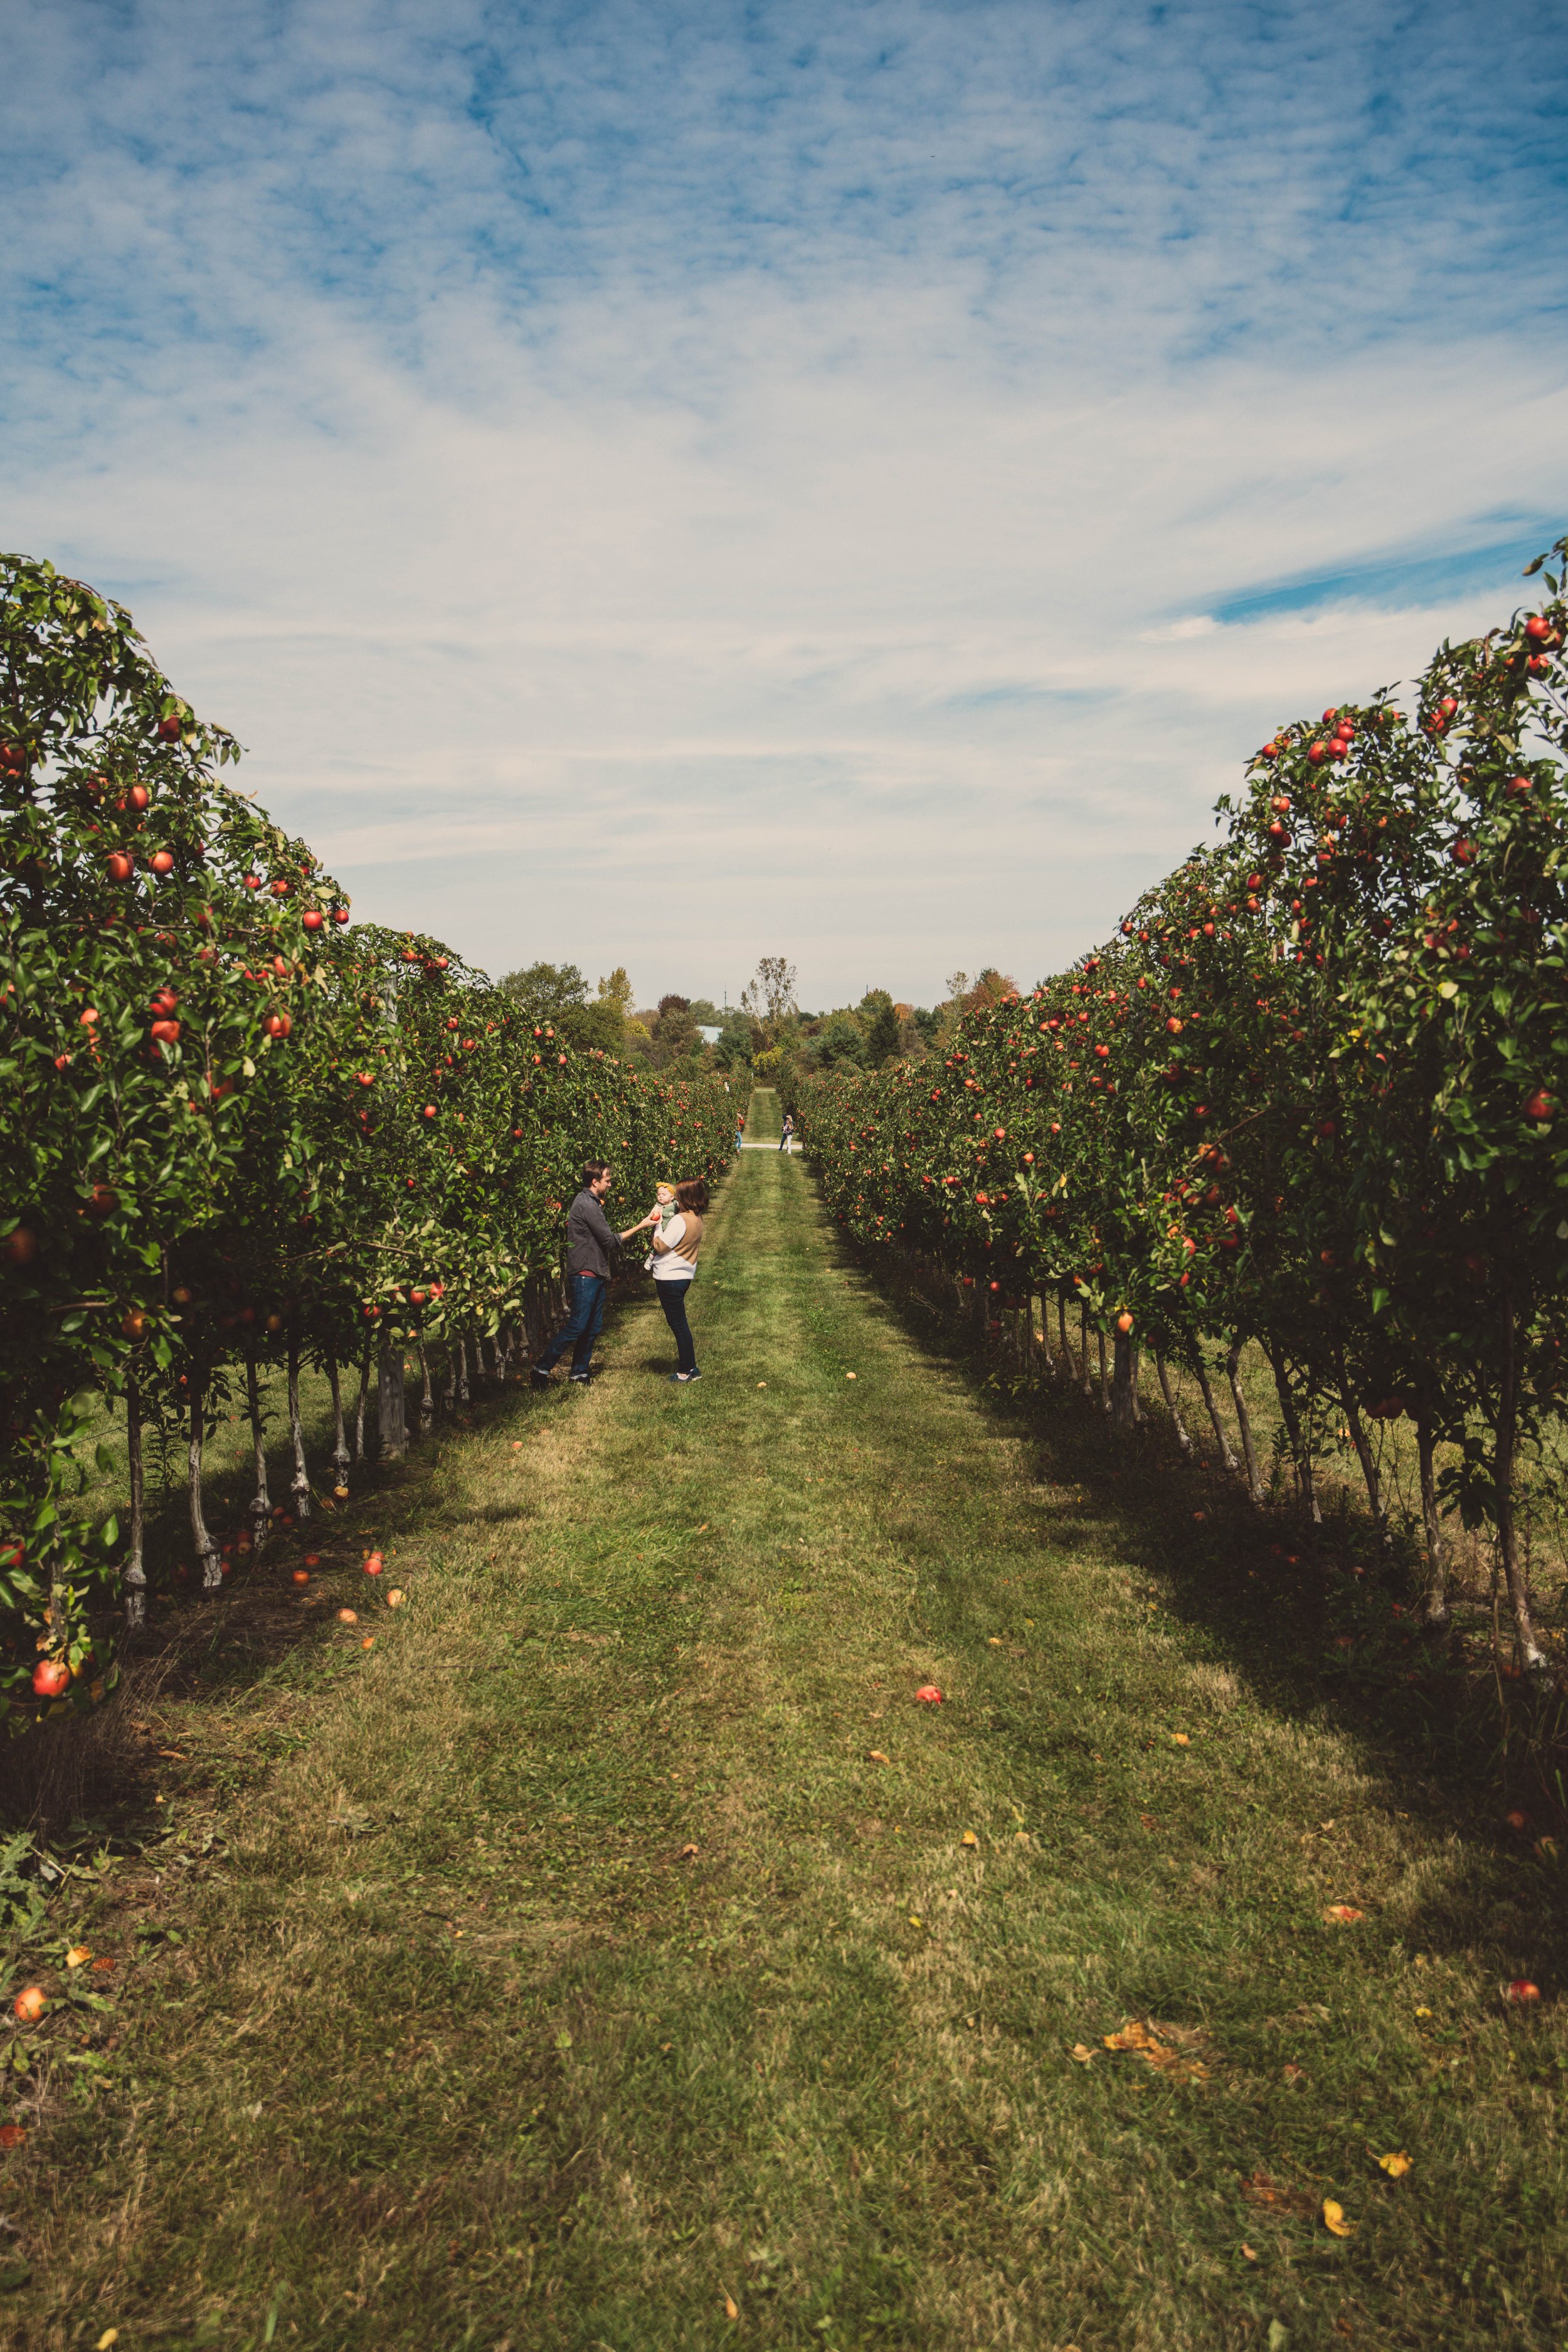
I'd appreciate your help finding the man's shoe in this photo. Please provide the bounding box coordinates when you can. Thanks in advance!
[669,1369,702,1384]
[531,1369,553,1388]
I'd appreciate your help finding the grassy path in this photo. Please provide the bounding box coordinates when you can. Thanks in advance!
[19,1152,1567,2349]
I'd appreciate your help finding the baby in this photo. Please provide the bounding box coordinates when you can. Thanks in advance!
[645,1183,679,1268]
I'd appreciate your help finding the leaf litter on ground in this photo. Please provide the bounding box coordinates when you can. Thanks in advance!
[1100,2016,1211,2082]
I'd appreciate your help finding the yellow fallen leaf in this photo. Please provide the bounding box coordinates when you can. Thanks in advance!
[961,1830,979,1848]
[96,2334,120,2351]
[1104,2020,1161,2053]
[1322,2198,1353,2237]
[1102,2016,1211,2081]
[1377,2151,1412,2178]
[867,1749,891,1764]
[65,1946,90,1970]
[1241,2243,1258,2262]
[1323,1904,1364,1924]
[723,2292,739,2321]
[1414,2005,1433,2019]
[756,1382,767,1389]
[1171,1732,1190,1747]
[987,1636,1002,1646]
[1069,2042,1096,2064]
[908,1915,922,1927]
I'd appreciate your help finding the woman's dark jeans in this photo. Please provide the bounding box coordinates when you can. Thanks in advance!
[657,1278,697,1374]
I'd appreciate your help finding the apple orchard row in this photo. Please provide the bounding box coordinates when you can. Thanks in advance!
[0,554,736,1725]
[794,541,1568,1675]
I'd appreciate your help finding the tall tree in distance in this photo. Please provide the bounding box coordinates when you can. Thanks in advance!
[742,955,798,1042]
[596,967,633,1020]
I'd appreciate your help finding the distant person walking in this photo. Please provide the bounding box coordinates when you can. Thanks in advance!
[532,1163,653,1387]
[650,1179,707,1384]
[735,1113,746,1151]
[778,1112,795,1153]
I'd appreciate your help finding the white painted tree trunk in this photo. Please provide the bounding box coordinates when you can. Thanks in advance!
[328,1358,351,1488]
[1226,1343,1264,1505]
[189,1376,223,1591]
[1192,1350,1241,1476]
[123,1367,147,1629]
[1417,1412,1448,1628]
[246,1350,272,1554]
[1155,1352,1191,1451]
[287,1332,310,1521]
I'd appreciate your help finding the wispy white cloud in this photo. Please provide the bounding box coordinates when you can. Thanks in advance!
[4,1,1568,1004]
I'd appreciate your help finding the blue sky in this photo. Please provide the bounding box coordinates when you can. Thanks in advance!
[5,0,1568,1005]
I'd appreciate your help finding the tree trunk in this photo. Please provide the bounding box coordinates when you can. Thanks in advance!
[1130,1342,1143,1424]
[1111,1330,1136,1430]
[1333,1347,1387,1544]
[1495,1289,1546,1670]
[188,1375,223,1591]
[328,1358,351,1489]
[353,1338,372,1463]
[287,1331,311,1521]
[1225,1344,1264,1503]
[1057,1290,1069,1376]
[246,1350,272,1554]
[1079,1303,1092,1393]
[442,1345,457,1412]
[418,1344,434,1434]
[1416,1409,1448,1628]
[378,1340,407,1461]
[1269,1342,1320,1522]
[1155,1352,1191,1451]
[457,1338,470,1407]
[122,1367,147,1630]
[1192,1351,1240,1475]
[1098,1329,1111,1414]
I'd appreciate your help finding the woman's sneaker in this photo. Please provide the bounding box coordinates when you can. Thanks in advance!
[669,1369,702,1384]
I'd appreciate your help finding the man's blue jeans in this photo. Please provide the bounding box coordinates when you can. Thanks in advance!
[537,1273,607,1380]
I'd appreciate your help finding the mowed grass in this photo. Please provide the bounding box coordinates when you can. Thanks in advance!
[7,1150,1568,2350]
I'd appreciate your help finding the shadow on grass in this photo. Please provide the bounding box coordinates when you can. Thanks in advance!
[0,1283,660,1838]
[829,1232,1566,1872]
